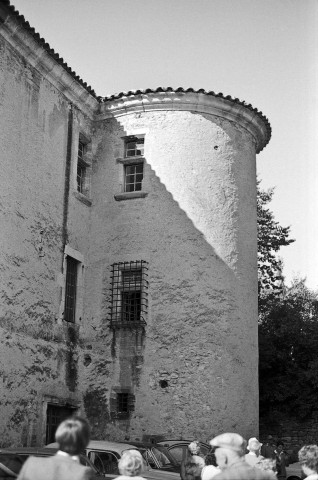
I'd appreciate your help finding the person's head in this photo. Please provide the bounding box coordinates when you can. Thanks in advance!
[184,461,203,480]
[210,433,246,470]
[256,458,277,474]
[276,441,284,453]
[55,416,90,455]
[298,445,318,476]
[247,438,262,455]
[118,450,144,477]
[188,441,201,456]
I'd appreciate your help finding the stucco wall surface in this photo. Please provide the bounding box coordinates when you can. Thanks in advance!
[0,36,93,445]
[0,8,267,445]
[83,108,259,440]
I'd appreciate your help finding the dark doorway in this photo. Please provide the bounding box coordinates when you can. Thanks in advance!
[46,404,77,444]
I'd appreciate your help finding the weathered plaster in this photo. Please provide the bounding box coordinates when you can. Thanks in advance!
[0,3,269,446]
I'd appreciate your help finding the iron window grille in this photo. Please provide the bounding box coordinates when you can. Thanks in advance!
[46,404,77,444]
[124,163,143,192]
[117,392,129,413]
[125,137,144,158]
[110,389,135,419]
[77,140,87,194]
[109,261,148,328]
[64,256,78,322]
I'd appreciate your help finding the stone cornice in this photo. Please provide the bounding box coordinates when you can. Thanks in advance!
[97,89,271,153]
[0,3,99,118]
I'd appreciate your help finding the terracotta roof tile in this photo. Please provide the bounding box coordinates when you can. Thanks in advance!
[3,0,98,98]
[101,87,271,146]
[4,1,271,150]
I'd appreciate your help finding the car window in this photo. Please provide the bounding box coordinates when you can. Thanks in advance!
[151,447,172,467]
[0,453,25,476]
[87,451,119,475]
[168,446,185,463]
[200,445,209,456]
[139,449,157,469]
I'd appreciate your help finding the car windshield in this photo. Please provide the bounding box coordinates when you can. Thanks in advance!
[127,446,176,470]
[150,446,176,467]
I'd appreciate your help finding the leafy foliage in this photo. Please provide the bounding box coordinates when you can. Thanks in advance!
[257,182,294,296]
[257,183,318,421]
[259,279,318,420]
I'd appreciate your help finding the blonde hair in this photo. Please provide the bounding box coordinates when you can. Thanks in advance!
[299,445,318,472]
[119,450,144,476]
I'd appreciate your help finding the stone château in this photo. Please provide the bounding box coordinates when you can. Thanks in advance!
[0,1,271,446]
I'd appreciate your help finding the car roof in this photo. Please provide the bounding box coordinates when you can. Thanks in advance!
[158,440,209,446]
[120,441,166,448]
[0,448,58,455]
[86,440,139,454]
[46,440,140,455]
[46,440,139,454]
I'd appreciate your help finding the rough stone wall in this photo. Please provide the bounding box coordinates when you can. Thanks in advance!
[83,109,259,441]
[0,35,93,446]
[0,9,265,445]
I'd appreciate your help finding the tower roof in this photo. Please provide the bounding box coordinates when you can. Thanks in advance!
[2,1,271,151]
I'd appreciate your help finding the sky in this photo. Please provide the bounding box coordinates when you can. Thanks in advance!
[11,0,318,290]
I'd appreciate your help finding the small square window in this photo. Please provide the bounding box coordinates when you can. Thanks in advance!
[124,163,143,192]
[125,137,144,158]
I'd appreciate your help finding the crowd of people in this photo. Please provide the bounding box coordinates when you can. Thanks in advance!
[1,416,317,480]
[179,433,318,480]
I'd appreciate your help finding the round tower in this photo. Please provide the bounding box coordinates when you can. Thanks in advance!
[87,88,271,440]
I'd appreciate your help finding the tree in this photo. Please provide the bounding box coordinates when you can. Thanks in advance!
[257,181,295,300]
[259,278,318,420]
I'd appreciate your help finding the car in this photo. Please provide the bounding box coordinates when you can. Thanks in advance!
[0,447,103,478]
[46,440,180,480]
[157,439,210,464]
[286,461,302,480]
[119,441,180,472]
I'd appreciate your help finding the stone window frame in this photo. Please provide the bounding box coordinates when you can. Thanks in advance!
[125,136,144,158]
[41,395,80,446]
[124,162,144,193]
[59,245,85,324]
[108,260,148,329]
[109,387,135,420]
[114,134,148,201]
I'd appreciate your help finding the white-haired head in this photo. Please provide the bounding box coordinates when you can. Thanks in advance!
[118,449,144,476]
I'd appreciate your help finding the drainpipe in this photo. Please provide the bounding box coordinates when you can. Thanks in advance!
[62,103,73,269]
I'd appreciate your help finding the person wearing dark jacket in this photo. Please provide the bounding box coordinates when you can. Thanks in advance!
[275,441,289,480]
[17,417,95,480]
[181,441,205,480]
[261,437,276,460]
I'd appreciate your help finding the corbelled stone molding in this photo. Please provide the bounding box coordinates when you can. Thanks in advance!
[0,2,271,153]
[97,90,271,153]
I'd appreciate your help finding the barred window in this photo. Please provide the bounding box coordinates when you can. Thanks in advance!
[109,261,148,328]
[46,404,77,444]
[110,388,135,419]
[117,393,129,413]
